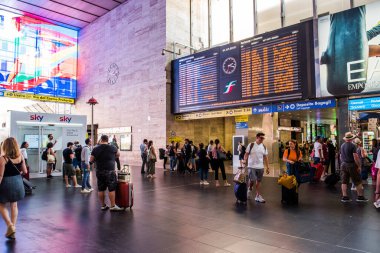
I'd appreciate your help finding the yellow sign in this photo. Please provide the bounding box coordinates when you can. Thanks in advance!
[168,136,183,143]
[175,107,252,121]
[3,91,74,104]
[235,115,249,122]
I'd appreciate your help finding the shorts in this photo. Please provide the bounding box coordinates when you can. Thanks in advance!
[96,170,117,192]
[239,154,244,160]
[340,162,362,186]
[248,168,264,182]
[63,163,75,177]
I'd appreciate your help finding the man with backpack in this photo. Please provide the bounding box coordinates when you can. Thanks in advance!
[244,133,270,203]
[73,141,82,170]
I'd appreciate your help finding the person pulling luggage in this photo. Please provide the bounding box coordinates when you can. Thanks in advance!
[243,133,270,203]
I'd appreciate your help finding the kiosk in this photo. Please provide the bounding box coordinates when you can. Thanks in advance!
[7,111,87,175]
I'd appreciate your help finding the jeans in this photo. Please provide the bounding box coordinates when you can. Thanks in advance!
[141,154,147,173]
[286,162,300,183]
[169,156,176,170]
[163,157,168,170]
[81,162,92,190]
[313,157,321,164]
[199,166,208,181]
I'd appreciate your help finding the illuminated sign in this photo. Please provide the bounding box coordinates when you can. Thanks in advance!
[1,91,74,103]
[348,97,380,111]
[278,126,303,132]
[0,10,78,102]
[174,107,252,121]
[172,21,315,114]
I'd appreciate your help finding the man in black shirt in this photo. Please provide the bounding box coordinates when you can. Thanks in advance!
[340,132,368,203]
[63,142,81,188]
[90,135,123,211]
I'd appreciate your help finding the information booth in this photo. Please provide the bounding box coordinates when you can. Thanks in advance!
[7,111,87,175]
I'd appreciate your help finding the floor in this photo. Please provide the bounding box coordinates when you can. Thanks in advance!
[1,166,379,253]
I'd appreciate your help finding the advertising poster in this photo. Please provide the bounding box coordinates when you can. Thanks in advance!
[318,2,380,97]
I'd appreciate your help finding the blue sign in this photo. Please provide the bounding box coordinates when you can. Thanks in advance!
[274,99,336,112]
[235,122,248,129]
[348,97,380,111]
[252,105,273,114]
[0,91,3,97]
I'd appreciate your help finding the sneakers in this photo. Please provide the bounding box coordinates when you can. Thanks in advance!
[215,181,220,187]
[255,195,266,203]
[224,181,231,187]
[373,200,380,209]
[147,174,152,178]
[74,184,82,188]
[110,205,124,211]
[356,196,368,202]
[66,184,72,188]
[203,181,210,185]
[351,184,356,191]
[341,196,351,202]
[88,188,94,192]
[101,205,109,211]
[200,181,204,185]
[81,189,91,194]
[47,175,53,179]
[247,189,252,200]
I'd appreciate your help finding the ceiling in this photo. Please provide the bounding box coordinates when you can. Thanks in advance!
[0,0,126,30]
[278,107,337,125]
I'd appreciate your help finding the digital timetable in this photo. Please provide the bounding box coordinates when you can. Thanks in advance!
[172,21,315,114]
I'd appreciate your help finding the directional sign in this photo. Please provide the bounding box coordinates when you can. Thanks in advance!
[274,99,336,112]
[235,122,248,129]
[252,105,273,114]
[348,97,380,111]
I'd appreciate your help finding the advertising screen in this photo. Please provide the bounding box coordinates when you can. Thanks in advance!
[0,10,78,100]
[172,21,315,114]
[24,134,48,149]
[318,2,380,97]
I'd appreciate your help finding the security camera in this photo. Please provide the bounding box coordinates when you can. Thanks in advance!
[161,49,165,56]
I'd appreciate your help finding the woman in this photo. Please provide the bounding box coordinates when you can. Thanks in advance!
[147,140,157,179]
[198,143,209,185]
[0,137,27,239]
[20,142,29,180]
[374,149,380,208]
[46,142,55,179]
[283,139,303,176]
[212,139,231,187]
[163,145,169,171]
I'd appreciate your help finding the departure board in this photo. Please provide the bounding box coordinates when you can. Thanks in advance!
[172,21,315,114]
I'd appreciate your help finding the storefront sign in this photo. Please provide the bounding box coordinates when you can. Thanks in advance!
[175,107,252,121]
[274,99,336,112]
[252,105,273,114]
[278,126,303,132]
[235,115,249,122]
[348,97,380,111]
[1,91,74,104]
[98,127,132,134]
[236,122,248,129]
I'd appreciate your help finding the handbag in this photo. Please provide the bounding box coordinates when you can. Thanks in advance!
[47,154,55,163]
[217,149,227,160]
[234,168,246,184]
[147,148,157,163]
[278,174,297,190]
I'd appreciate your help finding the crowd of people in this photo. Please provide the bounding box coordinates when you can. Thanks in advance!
[1,130,380,240]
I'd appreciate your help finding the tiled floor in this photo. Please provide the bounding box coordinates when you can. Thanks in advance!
[1,166,379,253]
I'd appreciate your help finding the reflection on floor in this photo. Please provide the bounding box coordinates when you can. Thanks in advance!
[2,166,379,253]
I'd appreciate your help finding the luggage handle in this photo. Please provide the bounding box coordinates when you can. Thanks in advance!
[120,164,130,174]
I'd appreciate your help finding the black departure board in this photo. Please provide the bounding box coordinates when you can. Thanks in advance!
[172,21,315,114]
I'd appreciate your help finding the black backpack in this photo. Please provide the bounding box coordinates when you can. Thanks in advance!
[41,149,48,161]
[74,146,82,161]
[159,148,165,160]
[241,145,246,154]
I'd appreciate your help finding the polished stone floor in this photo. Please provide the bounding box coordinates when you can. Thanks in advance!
[1,167,379,253]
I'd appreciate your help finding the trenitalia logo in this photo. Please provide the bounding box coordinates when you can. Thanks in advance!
[223,80,237,94]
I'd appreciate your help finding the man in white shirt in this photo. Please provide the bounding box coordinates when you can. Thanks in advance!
[244,133,270,203]
[313,136,323,164]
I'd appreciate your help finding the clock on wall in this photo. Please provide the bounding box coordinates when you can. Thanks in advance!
[222,57,237,75]
[107,63,119,85]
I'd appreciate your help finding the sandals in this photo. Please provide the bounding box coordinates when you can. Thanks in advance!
[5,225,15,239]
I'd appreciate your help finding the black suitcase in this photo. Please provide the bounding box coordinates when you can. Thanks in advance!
[23,178,35,195]
[324,173,340,186]
[281,186,298,205]
[234,182,247,203]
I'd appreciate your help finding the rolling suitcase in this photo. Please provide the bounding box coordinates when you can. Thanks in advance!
[281,186,298,205]
[324,173,340,186]
[234,182,247,204]
[23,178,35,195]
[116,182,133,209]
[311,163,324,182]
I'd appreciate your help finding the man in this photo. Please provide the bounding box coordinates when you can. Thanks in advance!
[62,142,81,188]
[111,137,121,170]
[340,132,368,203]
[244,133,270,203]
[207,140,214,171]
[183,139,192,170]
[313,136,323,164]
[73,141,82,170]
[81,138,93,194]
[169,141,176,171]
[91,135,124,211]
[47,134,58,172]
[322,138,329,176]
[140,139,148,174]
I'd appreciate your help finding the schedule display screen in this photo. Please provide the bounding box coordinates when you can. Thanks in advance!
[172,21,315,114]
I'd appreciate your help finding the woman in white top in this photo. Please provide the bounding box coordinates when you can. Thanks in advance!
[20,142,29,165]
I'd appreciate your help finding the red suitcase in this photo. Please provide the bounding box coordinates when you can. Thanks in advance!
[311,163,324,182]
[115,182,134,209]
